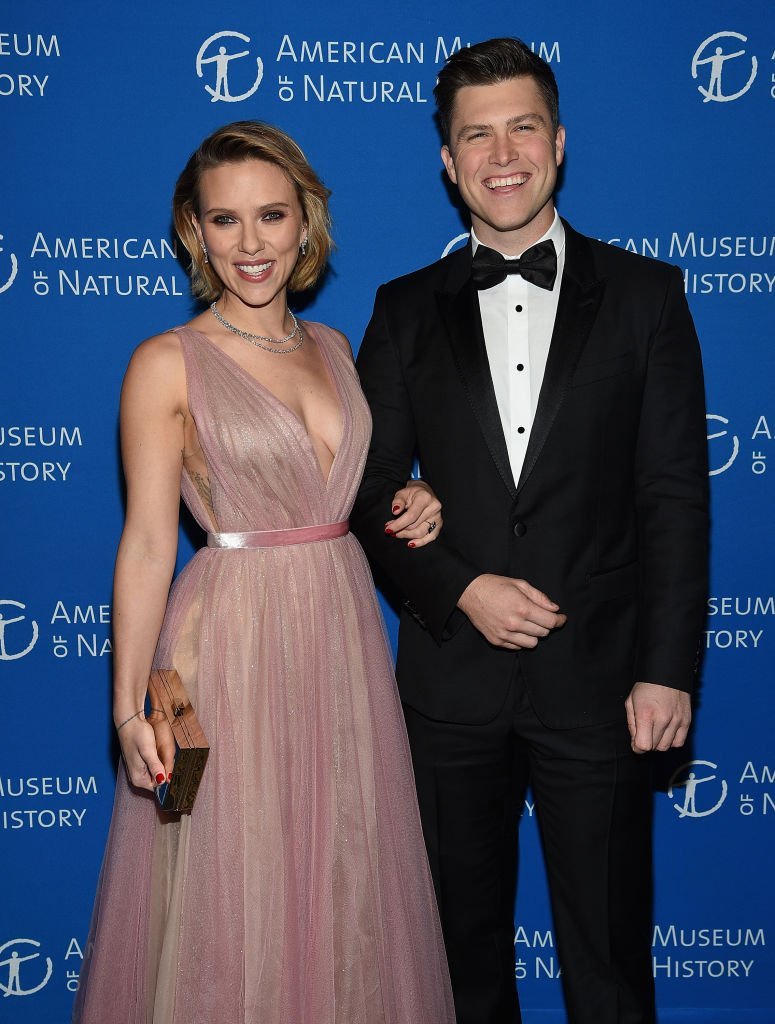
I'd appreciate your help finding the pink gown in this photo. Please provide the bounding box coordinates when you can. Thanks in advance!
[73,323,455,1024]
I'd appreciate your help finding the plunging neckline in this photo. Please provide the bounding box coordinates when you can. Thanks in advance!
[184,321,346,489]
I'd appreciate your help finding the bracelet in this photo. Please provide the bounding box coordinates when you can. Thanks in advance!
[116,709,144,733]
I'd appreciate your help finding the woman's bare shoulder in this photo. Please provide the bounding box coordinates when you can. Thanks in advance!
[307,321,353,357]
[121,329,188,415]
[126,328,185,377]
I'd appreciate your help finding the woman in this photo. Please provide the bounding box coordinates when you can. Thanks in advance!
[73,121,454,1024]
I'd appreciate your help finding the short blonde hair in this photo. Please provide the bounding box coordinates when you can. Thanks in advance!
[173,121,333,301]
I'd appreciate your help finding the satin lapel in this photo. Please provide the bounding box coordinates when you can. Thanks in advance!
[437,250,517,499]
[516,225,605,494]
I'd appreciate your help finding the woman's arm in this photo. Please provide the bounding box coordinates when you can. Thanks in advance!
[112,332,188,792]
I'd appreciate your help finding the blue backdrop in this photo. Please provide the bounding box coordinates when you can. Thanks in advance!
[1,1,774,1021]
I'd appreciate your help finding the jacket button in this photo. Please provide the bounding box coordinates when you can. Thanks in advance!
[513,521,527,538]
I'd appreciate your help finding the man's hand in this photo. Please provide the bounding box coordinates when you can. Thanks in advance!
[625,682,692,753]
[457,574,566,649]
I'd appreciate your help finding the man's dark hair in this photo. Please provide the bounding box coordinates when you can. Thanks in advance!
[434,37,560,146]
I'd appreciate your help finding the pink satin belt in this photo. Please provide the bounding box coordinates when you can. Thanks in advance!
[207,520,350,549]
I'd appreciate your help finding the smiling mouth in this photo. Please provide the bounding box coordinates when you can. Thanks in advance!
[235,261,273,277]
[483,174,530,190]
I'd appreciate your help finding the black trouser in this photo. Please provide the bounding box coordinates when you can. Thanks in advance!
[403,670,655,1024]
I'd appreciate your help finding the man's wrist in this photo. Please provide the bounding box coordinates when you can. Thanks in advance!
[457,573,486,614]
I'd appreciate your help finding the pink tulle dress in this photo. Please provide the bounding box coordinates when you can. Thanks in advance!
[72,323,455,1024]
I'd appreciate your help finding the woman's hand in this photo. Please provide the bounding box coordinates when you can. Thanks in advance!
[116,713,175,793]
[385,479,443,548]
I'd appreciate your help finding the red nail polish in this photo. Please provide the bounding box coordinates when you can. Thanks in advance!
[167,773,173,782]
[408,542,416,549]
[384,528,394,535]
[155,772,165,785]
[392,505,401,513]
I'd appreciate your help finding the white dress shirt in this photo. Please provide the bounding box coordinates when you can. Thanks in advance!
[473,211,566,484]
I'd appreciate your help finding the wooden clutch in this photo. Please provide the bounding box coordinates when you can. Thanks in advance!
[147,668,210,814]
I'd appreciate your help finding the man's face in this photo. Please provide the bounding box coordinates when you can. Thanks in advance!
[441,76,565,254]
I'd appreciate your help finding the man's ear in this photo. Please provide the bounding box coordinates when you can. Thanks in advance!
[441,145,458,185]
[554,126,566,168]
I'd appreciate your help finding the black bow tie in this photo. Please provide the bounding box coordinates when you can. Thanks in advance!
[471,240,557,291]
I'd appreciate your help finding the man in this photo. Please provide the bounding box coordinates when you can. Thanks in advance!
[351,38,708,1024]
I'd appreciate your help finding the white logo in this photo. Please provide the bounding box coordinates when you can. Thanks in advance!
[0,234,18,294]
[0,600,39,661]
[668,760,728,818]
[691,32,758,103]
[706,413,739,476]
[0,939,53,997]
[441,232,470,259]
[196,31,263,103]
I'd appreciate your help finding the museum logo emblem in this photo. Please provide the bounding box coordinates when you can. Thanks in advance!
[0,600,39,661]
[441,232,470,259]
[196,31,264,103]
[668,760,728,818]
[706,413,740,476]
[692,32,758,103]
[0,234,18,294]
[0,938,53,997]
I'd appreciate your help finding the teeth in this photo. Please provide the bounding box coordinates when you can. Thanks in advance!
[236,262,272,276]
[484,175,529,189]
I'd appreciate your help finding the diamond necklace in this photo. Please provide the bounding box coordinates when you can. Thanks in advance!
[209,302,304,354]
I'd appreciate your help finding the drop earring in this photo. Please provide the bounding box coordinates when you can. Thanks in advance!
[299,237,308,257]
[200,241,209,264]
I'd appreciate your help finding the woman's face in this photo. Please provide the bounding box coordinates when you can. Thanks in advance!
[194,158,306,312]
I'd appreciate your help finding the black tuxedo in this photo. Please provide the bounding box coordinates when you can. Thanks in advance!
[352,222,708,724]
[351,220,709,1024]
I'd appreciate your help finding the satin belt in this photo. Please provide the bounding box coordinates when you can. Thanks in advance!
[207,520,349,549]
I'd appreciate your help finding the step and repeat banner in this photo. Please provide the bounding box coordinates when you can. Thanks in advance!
[1,1,773,1021]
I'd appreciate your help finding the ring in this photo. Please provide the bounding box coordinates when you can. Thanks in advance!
[427,520,437,534]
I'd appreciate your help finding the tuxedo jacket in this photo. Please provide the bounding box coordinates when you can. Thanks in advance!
[351,220,709,729]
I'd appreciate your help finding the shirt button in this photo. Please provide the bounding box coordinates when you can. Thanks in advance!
[515,304,523,312]
[516,363,524,372]
[517,426,525,434]
[513,521,527,538]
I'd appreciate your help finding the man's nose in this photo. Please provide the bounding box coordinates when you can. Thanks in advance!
[490,132,518,165]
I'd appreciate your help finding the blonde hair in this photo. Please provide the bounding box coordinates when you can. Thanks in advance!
[173,121,332,301]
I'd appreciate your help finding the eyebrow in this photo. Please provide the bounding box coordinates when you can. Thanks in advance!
[455,112,547,142]
[202,201,292,216]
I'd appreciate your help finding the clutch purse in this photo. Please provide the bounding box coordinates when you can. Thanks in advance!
[147,668,209,813]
